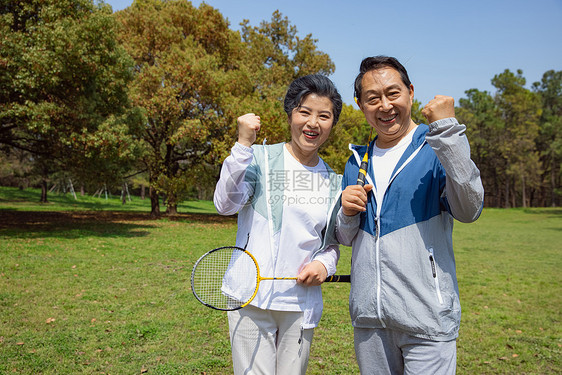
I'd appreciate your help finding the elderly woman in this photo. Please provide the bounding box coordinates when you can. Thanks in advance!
[213,74,343,374]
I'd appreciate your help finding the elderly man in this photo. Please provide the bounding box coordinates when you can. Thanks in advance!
[337,56,484,374]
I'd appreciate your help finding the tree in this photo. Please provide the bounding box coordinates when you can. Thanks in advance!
[0,0,142,202]
[115,0,252,215]
[115,2,337,215]
[492,69,542,207]
[0,148,37,189]
[533,70,562,207]
[411,99,426,125]
[235,10,336,148]
[457,89,505,207]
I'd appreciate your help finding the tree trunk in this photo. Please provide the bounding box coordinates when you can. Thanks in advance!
[121,182,127,205]
[40,178,48,203]
[141,184,146,200]
[521,175,527,208]
[165,193,178,215]
[504,179,510,208]
[166,204,178,215]
[550,158,556,207]
[511,185,516,208]
[149,186,160,217]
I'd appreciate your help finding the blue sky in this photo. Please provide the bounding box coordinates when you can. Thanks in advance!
[104,0,562,107]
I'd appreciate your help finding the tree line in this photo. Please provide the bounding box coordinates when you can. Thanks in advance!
[1,0,560,215]
[456,70,561,208]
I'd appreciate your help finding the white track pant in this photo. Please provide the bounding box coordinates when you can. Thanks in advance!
[228,305,314,375]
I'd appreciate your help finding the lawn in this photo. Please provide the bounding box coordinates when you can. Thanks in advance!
[0,187,560,374]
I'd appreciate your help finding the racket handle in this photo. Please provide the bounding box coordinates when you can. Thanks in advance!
[325,274,350,283]
[356,151,369,187]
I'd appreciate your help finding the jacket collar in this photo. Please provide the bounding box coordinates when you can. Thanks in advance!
[349,124,429,154]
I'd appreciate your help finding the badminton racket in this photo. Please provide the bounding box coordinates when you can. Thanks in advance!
[191,246,350,311]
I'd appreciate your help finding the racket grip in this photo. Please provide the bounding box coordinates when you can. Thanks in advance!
[356,159,368,187]
[356,148,369,186]
[325,274,350,283]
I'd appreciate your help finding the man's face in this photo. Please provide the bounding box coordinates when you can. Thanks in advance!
[358,67,415,148]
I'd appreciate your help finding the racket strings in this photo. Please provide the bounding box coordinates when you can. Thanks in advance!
[192,247,258,310]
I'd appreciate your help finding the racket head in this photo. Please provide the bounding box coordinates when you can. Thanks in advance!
[191,246,259,311]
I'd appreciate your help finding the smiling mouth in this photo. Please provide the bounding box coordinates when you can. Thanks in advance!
[379,114,398,123]
[303,130,319,139]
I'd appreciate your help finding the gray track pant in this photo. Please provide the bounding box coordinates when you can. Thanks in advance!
[354,327,457,375]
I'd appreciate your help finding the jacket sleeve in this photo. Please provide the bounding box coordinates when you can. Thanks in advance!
[335,207,361,246]
[425,117,484,223]
[213,142,256,216]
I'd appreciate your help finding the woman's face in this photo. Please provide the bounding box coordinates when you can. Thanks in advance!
[288,93,334,157]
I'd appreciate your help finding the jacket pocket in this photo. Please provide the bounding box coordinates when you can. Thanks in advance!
[428,247,444,305]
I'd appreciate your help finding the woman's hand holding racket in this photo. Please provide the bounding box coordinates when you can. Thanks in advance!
[296,260,328,286]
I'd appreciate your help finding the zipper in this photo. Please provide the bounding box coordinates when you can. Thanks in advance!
[428,247,444,305]
[361,140,427,327]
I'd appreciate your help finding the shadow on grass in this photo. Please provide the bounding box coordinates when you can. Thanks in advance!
[0,210,236,239]
[0,210,154,239]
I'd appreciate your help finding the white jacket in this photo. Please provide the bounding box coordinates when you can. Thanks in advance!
[214,142,342,328]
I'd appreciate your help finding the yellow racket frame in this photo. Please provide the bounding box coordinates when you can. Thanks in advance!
[241,249,296,308]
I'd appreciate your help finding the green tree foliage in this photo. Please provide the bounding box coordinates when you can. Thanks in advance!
[0,148,37,188]
[491,69,542,207]
[0,0,142,202]
[533,70,562,206]
[115,1,336,215]
[115,0,253,215]
[1,0,559,210]
[458,69,551,208]
[457,89,507,207]
[237,10,335,147]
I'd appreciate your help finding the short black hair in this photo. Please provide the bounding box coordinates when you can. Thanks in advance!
[284,74,343,126]
[354,56,412,101]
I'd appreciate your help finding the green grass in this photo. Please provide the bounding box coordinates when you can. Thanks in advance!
[454,208,561,374]
[0,186,560,374]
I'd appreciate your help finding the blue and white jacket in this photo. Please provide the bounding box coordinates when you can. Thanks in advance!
[214,142,342,328]
[336,118,484,341]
